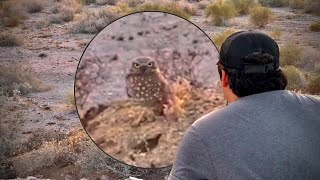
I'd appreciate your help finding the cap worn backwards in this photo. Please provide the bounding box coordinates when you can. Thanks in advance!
[219,31,280,74]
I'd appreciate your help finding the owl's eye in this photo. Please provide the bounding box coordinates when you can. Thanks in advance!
[133,63,140,68]
[147,62,153,67]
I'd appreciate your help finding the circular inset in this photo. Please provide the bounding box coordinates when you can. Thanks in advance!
[75,11,223,168]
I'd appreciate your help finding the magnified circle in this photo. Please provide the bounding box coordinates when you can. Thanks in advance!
[75,11,222,169]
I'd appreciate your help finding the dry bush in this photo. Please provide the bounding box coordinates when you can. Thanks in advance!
[205,0,237,26]
[310,22,320,32]
[249,6,273,27]
[178,1,198,16]
[288,0,304,9]
[0,33,23,47]
[60,0,82,13]
[228,0,260,14]
[258,0,288,7]
[0,63,50,96]
[304,0,320,16]
[71,8,120,34]
[130,2,192,19]
[307,74,320,95]
[0,1,28,27]
[282,65,306,91]
[198,1,209,9]
[21,0,45,13]
[212,28,238,50]
[68,90,76,107]
[77,0,96,4]
[96,0,118,5]
[280,43,302,66]
[269,28,282,40]
[296,47,320,73]
[125,0,144,7]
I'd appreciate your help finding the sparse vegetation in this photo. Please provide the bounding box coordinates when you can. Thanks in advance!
[228,0,260,14]
[95,0,118,5]
[270,28,282,40]
[304,0,320,16]
[307,74,320,95]
[258,0,288,7]
[310,22,320,32]
[205,0,237,26]
[0,1,28,27]
[130,2,192,19]
[289,0,304,9]
[249,6,273,27]
[212,28,238,50]
[68,91,76,107]
[280,43,302,66]
[297,47,320,73]
[71,8,120,34]
[0,33,23,47]
[0,63,50,96]
[282,65,306,91]
[22,0,45,13]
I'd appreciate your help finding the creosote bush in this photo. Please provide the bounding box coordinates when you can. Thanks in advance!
[205,0,237,26]
[212,28,238,50]
[249,5,273,27]
[280,43,302,66]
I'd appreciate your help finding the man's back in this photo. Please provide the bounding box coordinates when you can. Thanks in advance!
[170,90,320,180]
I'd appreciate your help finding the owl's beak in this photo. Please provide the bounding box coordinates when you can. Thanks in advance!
[140,66,147,73]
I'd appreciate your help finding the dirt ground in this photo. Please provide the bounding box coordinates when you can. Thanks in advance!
[0,0,319,179]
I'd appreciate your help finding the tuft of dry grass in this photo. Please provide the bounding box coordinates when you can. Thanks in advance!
[21,0,45,13]
[205,0,237,26]
[269,28,282,40]
[280,43,302,66]
[282,65,306,91]
[211,28,238,50]
[0,33,23,47]
[228,0,260,14]
[0,63,51,96]
[296,47,320,73]
[130,1,192,19]
[249,5,273,27]
[307,74,320,95]
[310,22,320,32]
[0,1,28,27]
[68,90,76,107]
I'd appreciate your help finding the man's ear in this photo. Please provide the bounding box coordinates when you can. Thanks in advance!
[221,70,229,88]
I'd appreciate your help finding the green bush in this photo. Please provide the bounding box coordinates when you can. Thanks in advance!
[205,0,237,26]
[310,22,320,32]
[249,6,273,27]
[258,0,288,7]
[228,0,260,14]
[131,2,191,19]
[212,29,238,50]
[280,43,302,66]
[307,74,320,95]
[282,65,306,91]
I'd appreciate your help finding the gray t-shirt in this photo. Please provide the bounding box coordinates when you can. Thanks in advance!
[169,90,320,180]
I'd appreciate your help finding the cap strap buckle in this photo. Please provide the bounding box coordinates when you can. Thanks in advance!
[243,62,275,74]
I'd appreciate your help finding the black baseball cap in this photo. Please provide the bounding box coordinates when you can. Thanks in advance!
[218,31,280,74]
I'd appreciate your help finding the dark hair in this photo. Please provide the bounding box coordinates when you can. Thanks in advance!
[217,52,288,97]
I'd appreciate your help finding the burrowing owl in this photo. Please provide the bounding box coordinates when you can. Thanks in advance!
[126,57,172,113]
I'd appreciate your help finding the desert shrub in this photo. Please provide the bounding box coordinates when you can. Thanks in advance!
[131,2,191,19]
[282,65,306,91]
[307,74,320,95]
[205,0,237,26]
[59,7,75,22]
[95,0,118,5]
[310,22,320,32]
[280,43,302,66]
[258,0,288,7]
[126,0,144,7]
[212,28,238,50]
[21,0,45,13]
[270,28,282,40]
[0,33,23,47]
[228,0,260,14]
[179,1,198,15]
[289,0,304,9]
[71,8,120,34]
[60,0,82,13]
[249,6,273,27]
[296,47,320,73]
[0,63,50,96]
[304,0,320,16]
[77,0,96,4]
[0,1,28,27]
[198,1,209,9]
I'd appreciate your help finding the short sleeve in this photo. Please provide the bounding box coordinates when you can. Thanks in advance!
[168,126,215,180]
